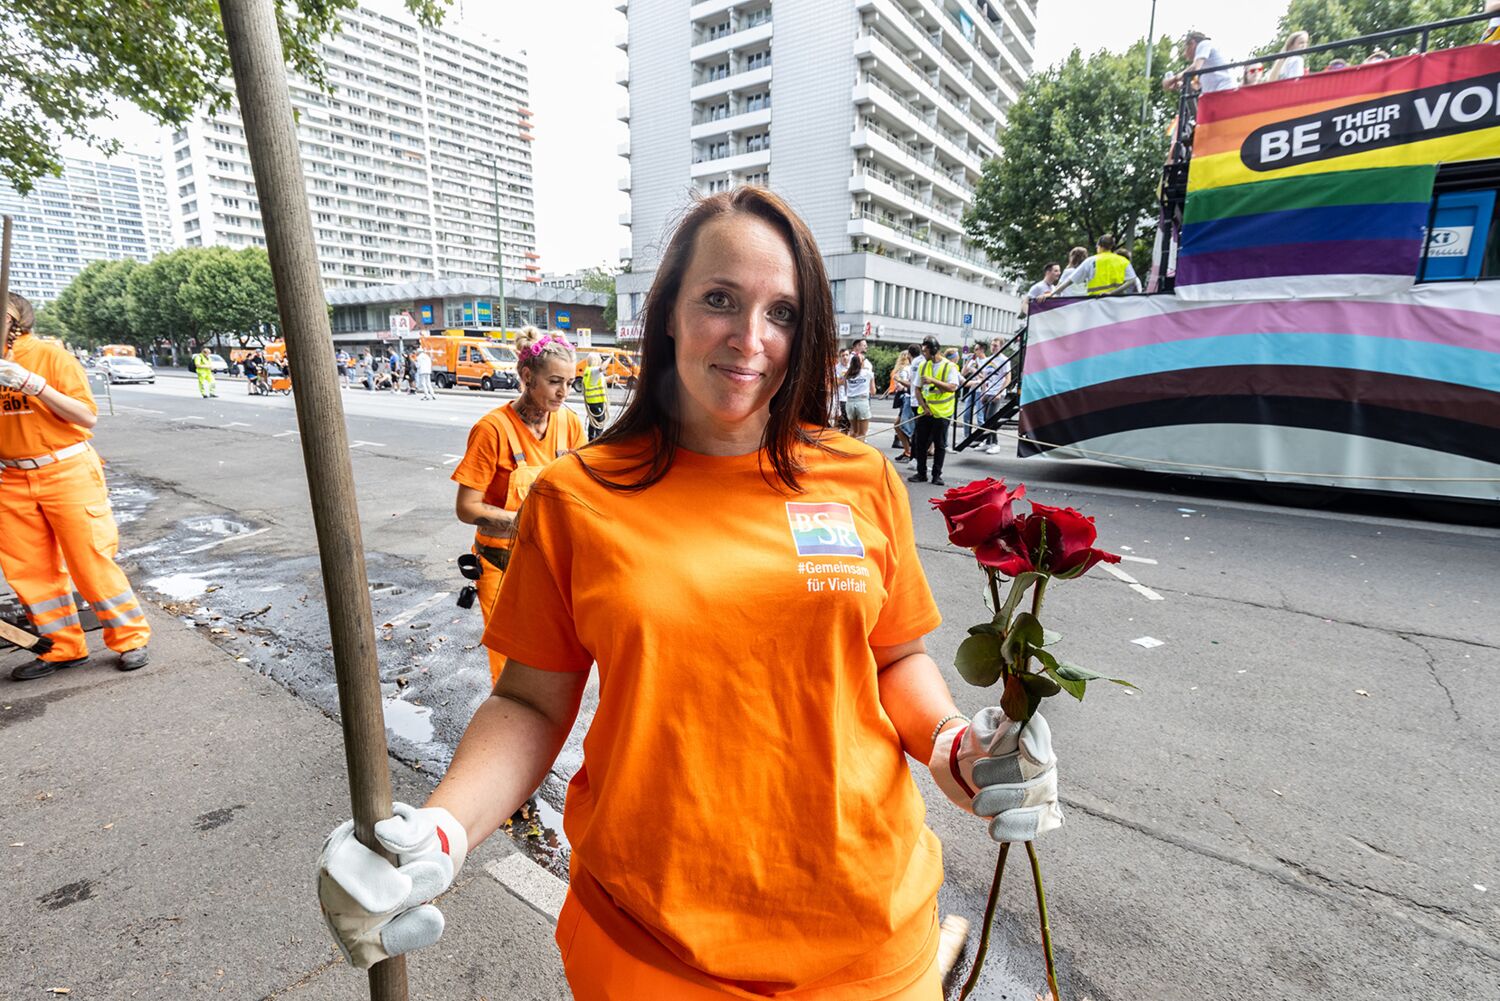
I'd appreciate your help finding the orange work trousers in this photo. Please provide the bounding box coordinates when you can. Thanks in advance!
[475,546,507,686]
[557,892,942,1001]
[0,448,151,662]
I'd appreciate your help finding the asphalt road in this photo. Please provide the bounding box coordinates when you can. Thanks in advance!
[90,374,1499,1000]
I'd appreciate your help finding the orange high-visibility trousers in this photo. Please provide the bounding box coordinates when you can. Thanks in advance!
[475,548,507,686]
[0,448,150,662]
[556,892,942,1001]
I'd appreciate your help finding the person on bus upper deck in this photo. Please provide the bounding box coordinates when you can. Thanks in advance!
[1268,31,1309,81]
[1042,234,1141,298]
[1057,246,1089,297]
[1164,30,1233,94]
[1485,0,1500,43]
[1025,263,1060,311]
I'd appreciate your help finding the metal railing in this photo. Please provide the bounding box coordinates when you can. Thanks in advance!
[858,27,998,138]
[851,205,992,268]
[860,74,983,165]
[855,116,978,196]
[852,164,967,224]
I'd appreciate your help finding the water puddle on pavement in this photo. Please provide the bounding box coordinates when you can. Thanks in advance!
[146,572,218,601]
[183,516,258,538]
[382,696,436,745]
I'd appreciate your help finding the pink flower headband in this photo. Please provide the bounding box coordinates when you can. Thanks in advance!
[519,333,571,362]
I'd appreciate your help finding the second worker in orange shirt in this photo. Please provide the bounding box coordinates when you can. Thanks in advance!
[451,326,584,687]
[1,293,151,681]
[318,190,1063,998]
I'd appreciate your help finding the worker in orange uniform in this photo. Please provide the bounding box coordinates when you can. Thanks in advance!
[317,191,1062,996]
[1,294,151,681]
[449,327,583,686]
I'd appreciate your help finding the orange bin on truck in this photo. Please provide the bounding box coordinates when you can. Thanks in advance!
[574,347,640,390]
[100,345,137,358]
[420,333,518,391]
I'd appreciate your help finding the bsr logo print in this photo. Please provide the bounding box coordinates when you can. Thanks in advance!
[785,502,866,558]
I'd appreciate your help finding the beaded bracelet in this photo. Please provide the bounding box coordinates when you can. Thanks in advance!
[929,712,969,748]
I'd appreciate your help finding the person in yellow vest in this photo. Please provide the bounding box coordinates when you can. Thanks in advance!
[1043,233,1141,298]
[580,352,609,442]
[191,347,219,398]
[0,293,152,680]
[907,334,959,487]
[451,327,585,685]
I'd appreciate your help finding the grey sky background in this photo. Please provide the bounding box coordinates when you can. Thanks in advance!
[68,1,1289,274]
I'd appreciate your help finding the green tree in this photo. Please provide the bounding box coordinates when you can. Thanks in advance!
[69,259,140,348]
[180,246,280,346]
[1260,0,1480,70]
[964,37,1178,283]
[1,0,448,195]
[579,264,619,331]
[125,248,205,360]
[31,302,68,340]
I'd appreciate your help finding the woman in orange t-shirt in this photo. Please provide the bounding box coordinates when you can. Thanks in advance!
[318,191,1063,997]
[451,326,584,685]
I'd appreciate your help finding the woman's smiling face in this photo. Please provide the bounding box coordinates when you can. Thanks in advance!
[668,213,799,447]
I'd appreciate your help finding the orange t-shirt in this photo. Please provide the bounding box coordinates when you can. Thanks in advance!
[486,433,945,996]
[451,403,584,549]
[0,337,97,460]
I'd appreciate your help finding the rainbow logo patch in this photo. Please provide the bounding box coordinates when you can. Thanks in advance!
[785,502,865,558]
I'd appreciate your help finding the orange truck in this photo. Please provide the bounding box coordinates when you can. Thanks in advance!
[419,334,519,391]
[100,344,137,358]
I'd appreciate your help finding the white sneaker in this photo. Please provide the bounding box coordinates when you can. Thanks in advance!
[906,459,918,471]
[985,444,1001,454]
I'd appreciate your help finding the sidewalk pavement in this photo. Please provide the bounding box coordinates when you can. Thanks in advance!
[0,607,571,999]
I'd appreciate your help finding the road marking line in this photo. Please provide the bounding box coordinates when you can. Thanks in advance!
[1100,563,1139,585]
[219,421,252,429]
[485,854,565,922]
[180,526,272,555]
[1129,584,1165,601]
[170,416,204,422]
[382,591,450,628]
[273,430,300,438]
[350,440,387,449]
[119,406,166,414]
[442,453,463,465]
[1119,555,1158,565]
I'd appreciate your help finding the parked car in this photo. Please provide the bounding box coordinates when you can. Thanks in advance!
[100,356,156,384]
[207,353,228,373]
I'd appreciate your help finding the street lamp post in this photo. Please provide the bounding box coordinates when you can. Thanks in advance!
[490,159,506,332]
[1142,0,1159,121]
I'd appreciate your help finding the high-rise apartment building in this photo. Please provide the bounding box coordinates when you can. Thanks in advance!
[166,4,538,290]
[615,0,1036,344]
[0,152,172,304]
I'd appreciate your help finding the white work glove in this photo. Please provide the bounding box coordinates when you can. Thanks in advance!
[929,707,1064,843]
[0,359,47,396]
[317,802,468,969]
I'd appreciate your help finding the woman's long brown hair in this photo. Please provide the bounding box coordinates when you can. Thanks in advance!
[581,187,838,493]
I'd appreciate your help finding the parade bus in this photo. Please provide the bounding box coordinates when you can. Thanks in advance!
[967,14,1499,504]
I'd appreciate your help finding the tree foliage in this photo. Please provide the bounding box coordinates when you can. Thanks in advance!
[1260,0,1481,69]
[179,246,281,344]
[71,259,140,347]
[0,0,448,195]
[125,247,203,353]
[964,38,1178,283]
[579,264,619,331]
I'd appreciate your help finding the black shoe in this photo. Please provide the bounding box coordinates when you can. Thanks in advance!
[11,656,88,681]
[907,473,928,483]
[931,476,946,486]
[117,647,150,672]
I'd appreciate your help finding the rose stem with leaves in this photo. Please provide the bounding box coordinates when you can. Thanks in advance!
[1023,574,1061,1001]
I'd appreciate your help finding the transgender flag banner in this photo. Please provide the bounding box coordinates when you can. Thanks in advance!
[1019,285,1500,501]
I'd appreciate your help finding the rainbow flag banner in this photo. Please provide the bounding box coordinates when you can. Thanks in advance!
[1019,285,1500,501]
[1176,164,1436,300]
[1188,43,1500,193]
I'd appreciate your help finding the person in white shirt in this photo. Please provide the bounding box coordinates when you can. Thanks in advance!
[1057,246,1089,298]
[1165,31,1233,94]
[415,348,435,400]
[842,337,873,440]
[1269,31,1309,81]
[1025,262,1061,311]
[1483,1,1499,43]
[1043,234,1141,298]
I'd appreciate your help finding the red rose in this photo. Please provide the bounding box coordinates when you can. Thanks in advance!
[1019,502,1121,576]
[974,525,1035,576]
[930,479,1026,549]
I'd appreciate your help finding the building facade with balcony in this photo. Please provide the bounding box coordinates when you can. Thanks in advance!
[614,0,1036,347]
[165,3,539,291]
[0,152,173,304]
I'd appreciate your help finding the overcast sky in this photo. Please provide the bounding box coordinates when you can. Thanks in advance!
[70,1,1289,274]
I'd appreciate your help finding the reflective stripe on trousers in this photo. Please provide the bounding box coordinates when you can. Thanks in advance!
[0,449,151,660]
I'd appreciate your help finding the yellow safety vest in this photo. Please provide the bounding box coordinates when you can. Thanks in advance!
[582,367,607,405]
[920,358,957,419]
[193,353,213,373]
[1086,253,1130,295]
